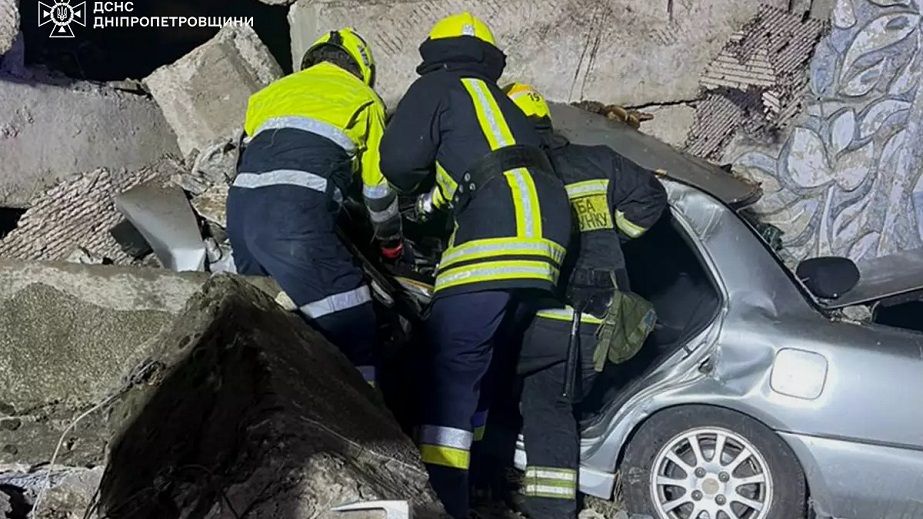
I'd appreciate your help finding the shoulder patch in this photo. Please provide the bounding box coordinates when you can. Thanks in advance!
[566,179,613,232]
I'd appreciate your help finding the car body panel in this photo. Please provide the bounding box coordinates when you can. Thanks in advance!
[524,179,923,515]
[780,432,923,519]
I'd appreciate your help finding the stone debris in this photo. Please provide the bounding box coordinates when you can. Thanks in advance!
[1,262,438,518]
[290,0,789,107]
[0,159,184,264]
[65,246,107,266]
[686,6,828,160]
[94,275,442,517]
[0,261,209,468]
[0,0,18,57]
[191,183,230,229]
[145,26,282,157]
[0,78,181,208]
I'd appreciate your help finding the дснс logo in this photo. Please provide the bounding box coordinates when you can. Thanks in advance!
[38,0,87,38]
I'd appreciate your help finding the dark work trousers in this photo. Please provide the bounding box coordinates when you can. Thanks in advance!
[469,300,535,495]
[518,311,601,519]
[226,184,377,383]
[420,290,528,519]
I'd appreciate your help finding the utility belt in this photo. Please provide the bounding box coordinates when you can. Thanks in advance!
[452,144,554,212]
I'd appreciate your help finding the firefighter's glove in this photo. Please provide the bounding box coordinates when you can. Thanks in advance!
[414,191,436,223]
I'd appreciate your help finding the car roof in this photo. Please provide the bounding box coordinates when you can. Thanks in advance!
[550,103,762,208]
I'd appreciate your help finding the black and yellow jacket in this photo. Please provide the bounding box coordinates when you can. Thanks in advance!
[380,36,571,296]
[533,127,668,325]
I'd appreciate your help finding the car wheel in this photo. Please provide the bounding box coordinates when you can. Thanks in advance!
[621,405,806,519]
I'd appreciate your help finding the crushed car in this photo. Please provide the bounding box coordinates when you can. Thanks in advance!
[353,104,923,519]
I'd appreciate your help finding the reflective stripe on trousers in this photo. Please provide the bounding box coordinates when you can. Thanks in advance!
[535,307,604,325]
[299,285,372,319]
[419,425,473,469]
[234,169,343,203]
[252,116,356,154]
[524,466,578,500]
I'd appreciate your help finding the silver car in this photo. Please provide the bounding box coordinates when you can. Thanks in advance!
[502,105,923,519]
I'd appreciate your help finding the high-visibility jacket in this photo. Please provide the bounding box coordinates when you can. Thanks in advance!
[535,128,668,321]
[240,62,400,241]
[380,36,571,296]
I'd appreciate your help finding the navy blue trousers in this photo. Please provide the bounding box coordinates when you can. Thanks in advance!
[226,185,377,379]
[421,290,532,518]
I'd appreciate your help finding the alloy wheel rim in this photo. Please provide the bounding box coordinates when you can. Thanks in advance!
[649,426,773,519]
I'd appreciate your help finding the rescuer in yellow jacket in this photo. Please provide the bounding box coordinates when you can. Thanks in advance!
[227,28,401,386]
[378,13,572,518]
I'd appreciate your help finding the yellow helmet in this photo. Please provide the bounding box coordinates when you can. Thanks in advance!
[504,82,551,120]
[429,12,497,47]
[303,27,376,87]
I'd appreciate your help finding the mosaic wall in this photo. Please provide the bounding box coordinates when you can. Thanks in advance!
[728,0,923,263]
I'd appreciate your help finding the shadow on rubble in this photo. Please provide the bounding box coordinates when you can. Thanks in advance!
[96,276,439,518]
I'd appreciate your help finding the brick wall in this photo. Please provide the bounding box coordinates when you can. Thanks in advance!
[0,158,183,263]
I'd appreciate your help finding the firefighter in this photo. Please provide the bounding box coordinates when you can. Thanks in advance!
[505,83,667,518]
[379,13,572,518]
[226,28,401,386]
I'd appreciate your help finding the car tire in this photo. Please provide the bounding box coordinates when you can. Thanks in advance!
[621,405,806,519]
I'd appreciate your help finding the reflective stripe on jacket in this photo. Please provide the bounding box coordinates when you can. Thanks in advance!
[543,131,668,288]
[242,62,400,241]
[380,37,571,296]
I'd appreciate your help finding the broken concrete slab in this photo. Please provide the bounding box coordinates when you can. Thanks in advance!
[290,0,788,107]
[637,103,696,149]
[0,78,181,208]
[145,26,282,156]
[0,0,17,58]
[0,261,209,467]
[115,181,206,272]
[0,159,185,264]
[60,274,440,517]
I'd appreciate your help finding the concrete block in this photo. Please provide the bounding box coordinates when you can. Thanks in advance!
[0,261,208,466]
[95,276,443,518]
[0,78,180,208]
[0,0,17,57]
[289,0,788,108]
[145,25,283,156]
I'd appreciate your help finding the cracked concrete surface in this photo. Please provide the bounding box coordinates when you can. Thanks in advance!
[289,0,788,107]
[0,79,180,208]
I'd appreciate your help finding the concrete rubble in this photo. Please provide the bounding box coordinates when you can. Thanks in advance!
[145,25,283,157]
[289,0,789,108]
[0,261,441,518]
[0,0,17,58]
[0,79,180,208]
[0,159,185,264]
